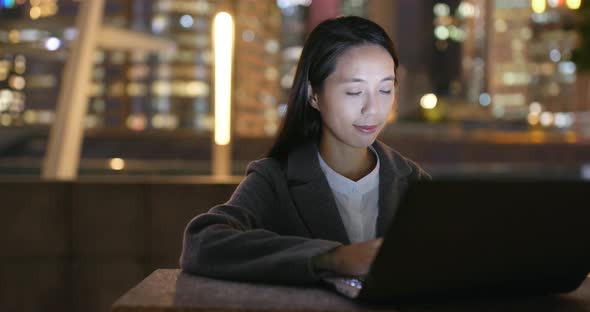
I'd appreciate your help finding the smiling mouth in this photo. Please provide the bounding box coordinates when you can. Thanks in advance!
[354,125,378,133]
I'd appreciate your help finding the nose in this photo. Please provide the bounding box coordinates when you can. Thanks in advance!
[361,93,377,116]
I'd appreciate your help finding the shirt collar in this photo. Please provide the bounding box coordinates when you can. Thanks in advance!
[283,139,414,185]
[318,146,380,195]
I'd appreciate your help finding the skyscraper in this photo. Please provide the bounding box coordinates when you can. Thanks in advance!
[233,0,282,137]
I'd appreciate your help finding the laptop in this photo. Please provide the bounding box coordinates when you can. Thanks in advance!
[323,179,590,302]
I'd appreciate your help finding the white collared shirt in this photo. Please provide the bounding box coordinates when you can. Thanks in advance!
[318,147,380,243]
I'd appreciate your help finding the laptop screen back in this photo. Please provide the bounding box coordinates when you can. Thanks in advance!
[361,180,590,301]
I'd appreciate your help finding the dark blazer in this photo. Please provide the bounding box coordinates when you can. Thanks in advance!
[180,140,430,284]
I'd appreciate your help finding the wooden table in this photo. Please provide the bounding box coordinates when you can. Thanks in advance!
[112,269,590,312]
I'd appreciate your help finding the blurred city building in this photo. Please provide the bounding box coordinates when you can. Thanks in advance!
[0,0,368,136]
[420,0,586,131]
[1,0,588,134]
[489,0,582,127]
[1,0,589,177]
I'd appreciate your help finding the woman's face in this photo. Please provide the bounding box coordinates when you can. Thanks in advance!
[311,44,396,150]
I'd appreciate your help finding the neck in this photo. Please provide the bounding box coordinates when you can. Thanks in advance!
[318,139,376,182]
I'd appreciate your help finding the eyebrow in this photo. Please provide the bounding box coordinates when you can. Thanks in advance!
[341,75,396,83]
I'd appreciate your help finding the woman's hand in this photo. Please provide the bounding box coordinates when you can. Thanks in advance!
[313,238,383,277]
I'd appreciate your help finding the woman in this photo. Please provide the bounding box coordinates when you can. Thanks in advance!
[180,16,429,284]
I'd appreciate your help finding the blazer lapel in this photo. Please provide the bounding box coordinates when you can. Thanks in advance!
[290,182,350,244]
[287,143,350,244]
[376,176,408,237]
[373,140,412,237]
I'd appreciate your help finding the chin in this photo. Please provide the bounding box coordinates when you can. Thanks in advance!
[324,126,380,149]
[344,136,377,149]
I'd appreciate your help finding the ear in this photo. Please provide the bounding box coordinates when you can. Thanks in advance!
[309,94,319,110]
[307,83,319,110]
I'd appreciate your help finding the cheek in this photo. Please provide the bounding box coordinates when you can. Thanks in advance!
[319,94,357,121]
[378,96,395,114]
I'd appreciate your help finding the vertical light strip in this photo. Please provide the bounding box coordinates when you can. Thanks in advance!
[532,0,547,13]
[213,12,234,146]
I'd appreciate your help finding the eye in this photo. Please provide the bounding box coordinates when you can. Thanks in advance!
[380,89,392,94]
[346,91,362,96]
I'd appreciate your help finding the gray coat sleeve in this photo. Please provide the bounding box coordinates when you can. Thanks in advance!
[179,167,342,285]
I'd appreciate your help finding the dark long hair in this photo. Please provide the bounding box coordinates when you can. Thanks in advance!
[267,16,399,160]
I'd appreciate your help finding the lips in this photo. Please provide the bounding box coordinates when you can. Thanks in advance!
[354,125,378,134]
